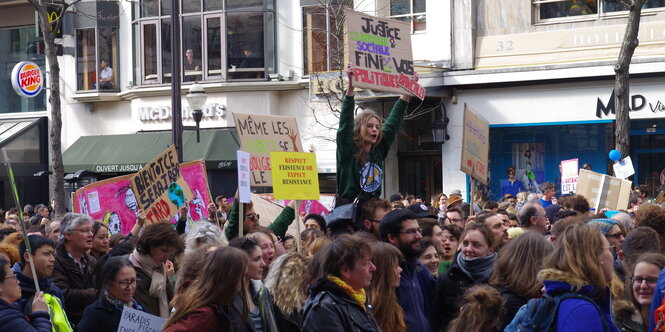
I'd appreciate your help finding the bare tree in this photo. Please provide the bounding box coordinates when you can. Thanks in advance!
[614,0,647,157]
[28,0,80,215]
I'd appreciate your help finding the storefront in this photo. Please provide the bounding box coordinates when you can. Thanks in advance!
[442,76,665,200]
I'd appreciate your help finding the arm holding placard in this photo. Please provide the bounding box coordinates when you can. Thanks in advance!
[225,198,241,240]
[130,210,147,238]
[267,200,296,239]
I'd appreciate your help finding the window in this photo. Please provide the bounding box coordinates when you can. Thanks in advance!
[389,0,426,32]
[76,28,119,91]
[133,0,275,85]
[302,5,346,75]
[0,26,46,113]
[535,0,665,21]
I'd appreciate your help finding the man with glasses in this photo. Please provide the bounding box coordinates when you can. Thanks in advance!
[52,213,98,325]
[359,197,392,240]
[443,207,465,228]
[519,201,550,234]
[224,193,297,241]
[380,209,435,332]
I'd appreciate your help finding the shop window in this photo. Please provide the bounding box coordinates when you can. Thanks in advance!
[133,0,274,85]
[302,5,346,75]
[76,28,119,91]
[535,0,665,21]
[0,27,46,114]
[389,0,426,32]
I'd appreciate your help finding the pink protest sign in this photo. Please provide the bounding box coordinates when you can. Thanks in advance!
[73,160,212,235]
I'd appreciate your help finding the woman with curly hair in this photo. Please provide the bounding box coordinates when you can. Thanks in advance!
[447,285,504,332]
[264,252,309,331]
[367,241,406,332]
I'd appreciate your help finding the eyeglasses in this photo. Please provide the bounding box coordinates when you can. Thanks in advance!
[400,228,422,235]
[605,232,624,239]
[246,213,259,221]
[72,228,94,234]
[114,278,139,289]
[632,276,658,285]
[4,274,17,281]
[368,219,381,223]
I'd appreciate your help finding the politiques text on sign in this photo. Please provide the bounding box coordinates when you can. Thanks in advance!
[270,152,320,200]
[233,113,303,187]
[345,9,425,100]
[129,145,193,224]
[460,104,489,185]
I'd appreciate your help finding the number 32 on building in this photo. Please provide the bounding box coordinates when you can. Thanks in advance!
[496,40,514,52]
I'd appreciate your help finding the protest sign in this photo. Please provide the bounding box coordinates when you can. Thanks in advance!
[576,169,632,211]
[560,158,579,195]
[237,150,251,203]
[233,113,303,187]
[270,152,320,200]
[460,104,489,185]
[613,156,635,179]
[73,161,211,234]
[309,71,398,101]
[345,9,425,100]
[117,306,165,332]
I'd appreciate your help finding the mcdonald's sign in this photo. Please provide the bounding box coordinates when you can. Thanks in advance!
[36,5,63,38]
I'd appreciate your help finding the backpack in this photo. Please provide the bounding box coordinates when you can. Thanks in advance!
[504,292,611,332]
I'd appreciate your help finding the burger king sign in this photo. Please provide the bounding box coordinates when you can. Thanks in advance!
[11,61,43,98]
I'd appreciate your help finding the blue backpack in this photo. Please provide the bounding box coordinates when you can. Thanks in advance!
[504,292,611,332]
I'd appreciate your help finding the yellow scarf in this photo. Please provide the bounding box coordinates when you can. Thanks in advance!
[327,275,367,311]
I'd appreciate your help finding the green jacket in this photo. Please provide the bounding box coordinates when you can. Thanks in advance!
[336,95,407,201]
[225,200,295,240]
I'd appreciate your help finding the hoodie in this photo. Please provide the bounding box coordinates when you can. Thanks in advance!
[539,268,618,332]
[11,262,65,313]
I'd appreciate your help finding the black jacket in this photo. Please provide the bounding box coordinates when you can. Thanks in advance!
[274,307,302,332]
[496,287,528,331]
[52,243,97,325]
[76,296,145,332]
[302,276,380,332]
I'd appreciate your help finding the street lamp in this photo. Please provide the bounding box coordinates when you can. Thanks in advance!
[186,83,207,143]
[432,104,450,144]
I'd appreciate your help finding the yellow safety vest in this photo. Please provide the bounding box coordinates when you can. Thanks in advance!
[42,293,73,332]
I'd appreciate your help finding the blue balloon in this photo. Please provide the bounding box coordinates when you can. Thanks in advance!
[608,149,621,162]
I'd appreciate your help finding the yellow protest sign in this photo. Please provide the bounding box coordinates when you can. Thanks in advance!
[270,152,320,200]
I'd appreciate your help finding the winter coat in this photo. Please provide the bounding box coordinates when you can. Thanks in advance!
[396,259,434,332]
[52,243,97,325]
[539,268,619,332]
[434,254,492,331]
[11,262,65,313]
[163,304,233,332]
[274,308,302,332]
[127,254,174,317]
[495,287,529,330]
[76,296,145,332]
[302,276,380,332]
[0,298,51,332]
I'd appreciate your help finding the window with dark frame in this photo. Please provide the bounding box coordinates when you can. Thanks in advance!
[76,27,119,91]
[302,4,347,75]
[389,0,426,32]
[534,0,665,22]
[133,0,275,85]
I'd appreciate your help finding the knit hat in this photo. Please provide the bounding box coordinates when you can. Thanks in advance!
[406,203,437,219]
[588,218,618,235]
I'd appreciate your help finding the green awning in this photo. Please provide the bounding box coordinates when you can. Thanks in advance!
[63,129,239,173]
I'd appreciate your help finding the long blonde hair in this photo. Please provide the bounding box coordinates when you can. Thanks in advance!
[353,110,383,165]
[164,246,248,328]
[263,253,308,315]
[367,242,406,332]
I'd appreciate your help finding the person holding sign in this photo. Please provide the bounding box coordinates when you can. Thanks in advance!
[335,63,417,208]
[164,246,248,331]
[77,257,146,332]
[224,191,296,241]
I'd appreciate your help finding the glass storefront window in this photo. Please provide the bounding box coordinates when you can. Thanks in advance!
[76,27,119,91]
[0,27,46,113]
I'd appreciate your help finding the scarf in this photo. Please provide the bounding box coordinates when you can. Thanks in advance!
[327,275,367,311]
[456,252,497,283]
[129,249,169,318]
[104,290,134,311]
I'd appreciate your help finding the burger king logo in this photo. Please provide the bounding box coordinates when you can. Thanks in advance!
[11,61,43,98]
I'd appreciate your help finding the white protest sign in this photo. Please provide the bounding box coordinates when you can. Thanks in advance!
[117,306,165,332]
[560,159,579,195]
[613,156,635,179]
[237,150,251,203]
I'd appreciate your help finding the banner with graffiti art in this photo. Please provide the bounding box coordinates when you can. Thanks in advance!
[73,160,212,235]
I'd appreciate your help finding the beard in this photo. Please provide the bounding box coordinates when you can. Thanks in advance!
[398,239,422,259]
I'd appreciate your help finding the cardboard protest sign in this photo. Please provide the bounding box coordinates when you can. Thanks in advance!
[237,150,251,203]
[74,161,211,234]
[576,169,632,211]
[345,9,425,100]
[270,152,320,200]
[117,306,165,332]
[129,145,193,224]
[233,113,303,187]
[460,104,489,185]
[560,159,579,195]
[613,156,635,179]
[309,71,398,101]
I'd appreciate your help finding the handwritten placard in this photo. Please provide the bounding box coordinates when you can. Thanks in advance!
[233,113,303,187]
[129,145,193,224]
[345,9,425,100]
[270,152,320,200]
[561,158,579,194]
[117,306,165,332]
[460,104,489,185]
[237,150,251,203]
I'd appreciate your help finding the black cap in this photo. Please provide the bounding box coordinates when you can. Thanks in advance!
[406,203,437,219]
[389,194,402,203]
[379,209,418,241]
